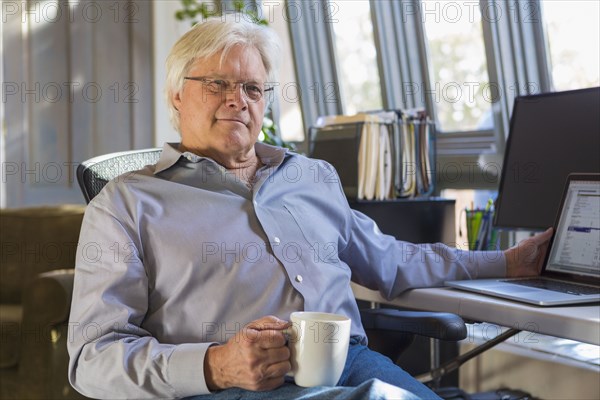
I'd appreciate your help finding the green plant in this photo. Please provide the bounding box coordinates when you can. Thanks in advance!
[175,0,295,151]
[260,116,295,150]
[175,0,268,26]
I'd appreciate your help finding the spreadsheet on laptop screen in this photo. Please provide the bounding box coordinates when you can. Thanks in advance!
[547,180,600,277]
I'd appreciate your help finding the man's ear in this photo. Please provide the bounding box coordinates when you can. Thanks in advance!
[172,90,182,111]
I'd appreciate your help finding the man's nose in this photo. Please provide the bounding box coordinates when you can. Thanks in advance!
[223,84,248,109]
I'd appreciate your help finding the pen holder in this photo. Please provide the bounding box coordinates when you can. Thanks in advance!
[466,209,499,251]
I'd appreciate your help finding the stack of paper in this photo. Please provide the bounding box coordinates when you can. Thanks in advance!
[314,112,395,127]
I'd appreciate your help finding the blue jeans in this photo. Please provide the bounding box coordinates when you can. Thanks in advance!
[188,339,441,399]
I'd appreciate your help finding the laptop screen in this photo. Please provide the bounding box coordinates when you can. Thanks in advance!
[546,179,600,278]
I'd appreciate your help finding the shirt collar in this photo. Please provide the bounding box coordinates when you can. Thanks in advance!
[255,141,288,167]
[153,142,289,175]
[153,143,185,175]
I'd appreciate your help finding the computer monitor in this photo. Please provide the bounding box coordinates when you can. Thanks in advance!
[494,87,600,230]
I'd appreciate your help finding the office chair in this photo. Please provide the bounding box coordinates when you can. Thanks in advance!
[76,147,468,387]
[76,148,163,203]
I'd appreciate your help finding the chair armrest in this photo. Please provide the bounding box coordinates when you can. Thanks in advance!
[21,269,75,327]
[359,308,467,341]
[18,269,82,399]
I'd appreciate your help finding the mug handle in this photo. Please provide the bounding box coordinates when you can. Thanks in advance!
[283,327,295,377]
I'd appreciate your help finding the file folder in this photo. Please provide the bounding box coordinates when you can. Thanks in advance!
[309,110,435,200]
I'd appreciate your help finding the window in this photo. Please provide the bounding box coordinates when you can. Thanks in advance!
[287,0,597,170]
[329,0,383,114]
[262,1,305,143]
[541,0,600,91]
[422,1,493,132]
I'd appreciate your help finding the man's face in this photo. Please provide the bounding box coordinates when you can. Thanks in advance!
[173,45,268,160]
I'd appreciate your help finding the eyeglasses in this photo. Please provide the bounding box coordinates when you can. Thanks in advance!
[184,77,273,103]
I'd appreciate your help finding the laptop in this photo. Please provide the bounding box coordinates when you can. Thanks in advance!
[446,173,600,306]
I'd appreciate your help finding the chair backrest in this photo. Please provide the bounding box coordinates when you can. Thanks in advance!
[76,148,162,203]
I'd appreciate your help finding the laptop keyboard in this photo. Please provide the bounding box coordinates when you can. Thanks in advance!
[504,278,600,296]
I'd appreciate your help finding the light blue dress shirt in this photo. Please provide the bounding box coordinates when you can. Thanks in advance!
[68,142,505,398]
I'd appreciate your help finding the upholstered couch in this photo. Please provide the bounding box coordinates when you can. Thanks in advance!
[0,205,87,399]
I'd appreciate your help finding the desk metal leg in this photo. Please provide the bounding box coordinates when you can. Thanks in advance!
[429,338,441,389]
[416,328,521,384]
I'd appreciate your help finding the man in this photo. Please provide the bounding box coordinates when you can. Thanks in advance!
[68,17,552,399]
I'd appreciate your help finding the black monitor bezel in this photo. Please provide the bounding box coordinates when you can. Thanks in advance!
[494,87,600,231]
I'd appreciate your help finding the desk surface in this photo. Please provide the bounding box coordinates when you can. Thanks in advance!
[352,284,600,346]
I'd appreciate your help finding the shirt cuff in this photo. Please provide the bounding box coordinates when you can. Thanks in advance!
[167,342,217,397]
[470,250,507,279]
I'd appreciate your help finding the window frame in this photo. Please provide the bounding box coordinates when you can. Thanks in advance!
[286,0,580,189]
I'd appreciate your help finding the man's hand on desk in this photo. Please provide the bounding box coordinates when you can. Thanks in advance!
[204,315,292,392]
[504,228,553,277]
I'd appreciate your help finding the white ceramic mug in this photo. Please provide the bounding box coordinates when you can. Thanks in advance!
[286,311,351,387]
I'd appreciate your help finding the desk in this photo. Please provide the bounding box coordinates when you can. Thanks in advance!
[352,284,600,346]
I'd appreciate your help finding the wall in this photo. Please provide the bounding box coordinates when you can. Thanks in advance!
[152,0,187,147]
[2,0,154,207]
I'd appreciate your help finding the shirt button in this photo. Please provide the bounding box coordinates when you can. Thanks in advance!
[295,275,303,283]
[273,237,281,244]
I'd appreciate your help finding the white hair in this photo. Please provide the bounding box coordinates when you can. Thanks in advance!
[165,16,281,133]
